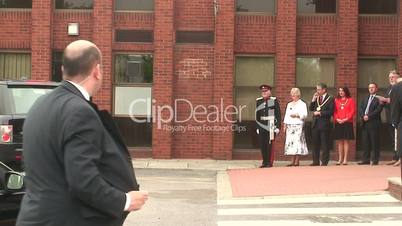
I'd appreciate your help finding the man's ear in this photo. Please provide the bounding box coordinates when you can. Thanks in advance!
[93,64,101,80]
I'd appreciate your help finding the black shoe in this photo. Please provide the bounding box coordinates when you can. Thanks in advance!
[321,162,328,166]
[259,165,267,168]
[309,163,319,166]
[371,162,379,165]
[358,162,370,165]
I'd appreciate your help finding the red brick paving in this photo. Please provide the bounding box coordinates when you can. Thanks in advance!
[228,164,400,197]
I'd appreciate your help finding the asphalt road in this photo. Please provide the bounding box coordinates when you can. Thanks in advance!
[124,169,217,226]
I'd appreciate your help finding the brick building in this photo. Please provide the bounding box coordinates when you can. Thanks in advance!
[1,0,401,161]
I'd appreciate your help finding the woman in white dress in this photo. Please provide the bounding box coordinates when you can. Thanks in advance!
[283,88,308,166]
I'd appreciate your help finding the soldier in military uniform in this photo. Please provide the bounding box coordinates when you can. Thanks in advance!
[256,84,281,168]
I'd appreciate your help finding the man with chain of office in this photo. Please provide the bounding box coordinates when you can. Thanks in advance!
[255,84,281,168]
[309,83,335,166]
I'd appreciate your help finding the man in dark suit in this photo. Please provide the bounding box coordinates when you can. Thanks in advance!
[256,84,281,168]
[309,83,335,166]
[391,78,402,169]
[358,83,383,165]
[17,40,148,226]
[379,70,401,166]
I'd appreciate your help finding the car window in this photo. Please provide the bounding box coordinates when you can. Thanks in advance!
[9,88,53,114]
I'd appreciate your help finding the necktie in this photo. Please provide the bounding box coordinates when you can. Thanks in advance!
[319,96,323,104]
[364,95,374,115]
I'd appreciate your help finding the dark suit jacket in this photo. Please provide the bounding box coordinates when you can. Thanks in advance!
[255,97,281,132]
[384,85,394,124]
[391,81,402,153]
[309,94,335,130]
[358,94,383,128]
[17,81,138,226]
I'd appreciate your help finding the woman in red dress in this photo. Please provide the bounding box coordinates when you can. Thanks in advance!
[333,86,356,165]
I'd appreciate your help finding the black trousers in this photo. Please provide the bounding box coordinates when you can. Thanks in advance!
[259,131,272,166]
[361,124,380,163]
[387,124,400,160]
[311,128,330,165]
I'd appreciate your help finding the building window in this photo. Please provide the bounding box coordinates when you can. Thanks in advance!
[357,58,396,152]
[296,57,336,150]
[115,0,154,11]
[236,0,276,13]
[297,0,336,14]
[52,51,63,82]
[113,54,153,147]
[114,54,153,83]
[115,30,153,43]
[359,0,397,14]
[296,57,336,110]
[234,56,275,149]
[0,0,32,8]
[55,0,93,9]
[0,52,31,80]
[176,31,214,44]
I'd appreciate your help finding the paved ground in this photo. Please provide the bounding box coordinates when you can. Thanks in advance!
[217,194,402,226]
[228,164,400,197]
[129,159,402,226]
[124,169,217,226]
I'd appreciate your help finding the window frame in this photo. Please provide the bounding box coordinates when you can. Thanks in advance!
[295,55,337,122]
[114,29,154,43]
[0,0,32,10]
[114,0,154,12]
[233,54,276,149]
[54,0,93,10]
[295,55,337,88]
[297,0,338,15]
[235,0,277,15]
[357,56,398,89]
[112,52,153,118]
[0,51,32,81]
[358,0,399,15]
[175,31,215,45]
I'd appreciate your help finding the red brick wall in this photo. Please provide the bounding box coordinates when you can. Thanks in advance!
[2,0,402,161]
[31,0,52,81]
[337,0,359,161]
[173,45,214,158]
[113,12,154,52]
[235,15,276,54]
[273,0,297,160]
[212,0,235,160]
[359,16,398,56]
[152,0,175,159]
[0,11,31,49]
[52,11,93,50]
[175,0,214,30]
[297,15,337,54]
[92,0,113,111]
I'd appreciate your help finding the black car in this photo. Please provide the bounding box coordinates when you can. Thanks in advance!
[0,161,24,226]
[0,81,58,171]
[0,81,57,225]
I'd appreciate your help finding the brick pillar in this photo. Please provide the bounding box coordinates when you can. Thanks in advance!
[212,0,235,160]
[275,0,297,157]
[31,0,52,81]
[337,0,358,161]
[152,0,175,158]
[92,0,113,111]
